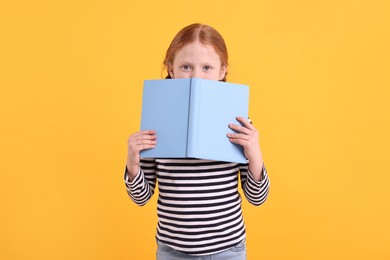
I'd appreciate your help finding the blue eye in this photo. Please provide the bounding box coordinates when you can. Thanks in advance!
[203,66,212,71]
[181,65,191,71]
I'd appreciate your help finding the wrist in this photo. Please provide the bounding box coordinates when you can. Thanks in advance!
[126,162,140,181]
[246,150,263,181]
[246,147,262,163]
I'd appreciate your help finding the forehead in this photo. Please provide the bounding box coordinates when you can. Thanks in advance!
[174,42,221,64]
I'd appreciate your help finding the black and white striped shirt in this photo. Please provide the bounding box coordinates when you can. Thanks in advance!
[125,158,270,256]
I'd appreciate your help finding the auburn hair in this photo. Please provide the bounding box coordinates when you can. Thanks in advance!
[163,23,228,82]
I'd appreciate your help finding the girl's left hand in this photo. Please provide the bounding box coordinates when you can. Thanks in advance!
[227,116,260,159]
[227,116,263,180]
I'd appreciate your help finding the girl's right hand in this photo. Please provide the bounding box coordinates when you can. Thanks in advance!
[126,130,157,179]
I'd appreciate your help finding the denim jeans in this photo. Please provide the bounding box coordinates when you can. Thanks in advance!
[156,239,246,260]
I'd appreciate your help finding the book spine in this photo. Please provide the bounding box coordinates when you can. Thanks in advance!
[186,78,201,158]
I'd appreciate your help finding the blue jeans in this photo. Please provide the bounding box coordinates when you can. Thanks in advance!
[156,239,246,260]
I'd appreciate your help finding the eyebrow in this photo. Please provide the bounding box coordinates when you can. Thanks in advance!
[178,62,215,66]
[178,61,193,65]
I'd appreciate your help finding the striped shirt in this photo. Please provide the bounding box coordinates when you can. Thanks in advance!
[124,158,270,256]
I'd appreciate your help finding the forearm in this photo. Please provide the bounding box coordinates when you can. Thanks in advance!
[126,162,140,182]
[247,148,264,181]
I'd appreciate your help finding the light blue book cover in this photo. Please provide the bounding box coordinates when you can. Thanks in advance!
[140,78,249,163]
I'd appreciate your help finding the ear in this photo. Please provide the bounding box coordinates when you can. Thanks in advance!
[219,66,227,81]
[168,67,174,78]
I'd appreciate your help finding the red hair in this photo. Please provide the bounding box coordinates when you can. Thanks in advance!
[163,23,228,82]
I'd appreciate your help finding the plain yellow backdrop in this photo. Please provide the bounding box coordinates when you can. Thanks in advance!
[1,0,389,259]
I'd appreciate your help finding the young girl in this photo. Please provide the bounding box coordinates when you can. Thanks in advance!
[125,23,270,259]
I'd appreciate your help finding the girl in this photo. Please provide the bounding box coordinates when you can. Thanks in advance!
[125,23,270,260]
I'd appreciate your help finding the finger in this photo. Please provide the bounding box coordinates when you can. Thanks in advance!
[140,134,157,140]
[227,133,249,140]
[136,138,157,145]
[229,123,251,135]
[228,137,246,146]
[129,135,157,147]
[131,129,156,137]
[139,144,156,151]
[130,140,157,153]
[138,130,157,135]
[130,130,157,141]
[235,116,255,130]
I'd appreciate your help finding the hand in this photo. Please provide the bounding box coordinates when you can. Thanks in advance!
[227,117,263,180]
[126,130,157,179]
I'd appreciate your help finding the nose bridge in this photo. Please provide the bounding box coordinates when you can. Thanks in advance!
[191,67,201,78]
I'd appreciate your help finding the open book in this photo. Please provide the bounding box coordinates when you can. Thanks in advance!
[140,78,249,163]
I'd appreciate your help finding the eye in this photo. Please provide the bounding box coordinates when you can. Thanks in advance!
[181,65,191,71]
[203,65,212,71]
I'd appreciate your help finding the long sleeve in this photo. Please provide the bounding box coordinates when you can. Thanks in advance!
[124,158,157,206]
[239,164,270,206]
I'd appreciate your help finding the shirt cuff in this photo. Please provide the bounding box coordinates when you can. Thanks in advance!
[247,165,267,184]
[124,166,141,184]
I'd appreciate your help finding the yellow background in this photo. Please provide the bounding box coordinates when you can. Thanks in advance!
[1,0,389,259]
